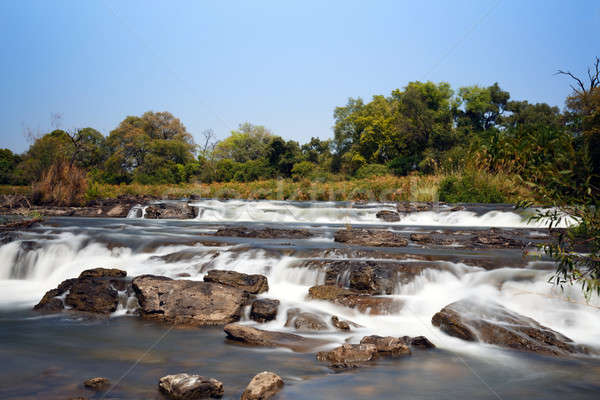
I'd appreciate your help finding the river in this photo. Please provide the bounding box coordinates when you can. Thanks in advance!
[1,200,599,399]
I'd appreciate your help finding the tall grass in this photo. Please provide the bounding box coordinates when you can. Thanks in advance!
[32,161,88,206]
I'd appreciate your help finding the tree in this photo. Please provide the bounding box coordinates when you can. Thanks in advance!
[214,123,273,163]
[0,149,21,184]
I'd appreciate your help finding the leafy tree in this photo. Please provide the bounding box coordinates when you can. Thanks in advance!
[214,123,273,162]
[0,149,21,184]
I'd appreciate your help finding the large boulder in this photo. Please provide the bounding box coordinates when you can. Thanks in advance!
[431,299,586,357]
[241,372,284,400]
[132,275,249,326]
[334,228,408,247]
[396,202,434,213]
[375,210,400,222]
[316,344,378,368]
[224,323,329,353]
[203,270,268,294]
[405,335,436,349]
[214,227,313,239]
[144,202,197,219]
[158,373,223,399]
[33,268,129,314]
[308,285,402,315]
[285,308,328,331]
[250,299,280,323]
[360,335,411,356]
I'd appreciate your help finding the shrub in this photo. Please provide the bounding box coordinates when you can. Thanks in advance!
[438,171,506,203]
[354,164,390,179]
[32,161,89,206]
[291,161,316,181]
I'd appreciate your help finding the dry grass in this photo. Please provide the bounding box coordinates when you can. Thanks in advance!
[31,161,89,206]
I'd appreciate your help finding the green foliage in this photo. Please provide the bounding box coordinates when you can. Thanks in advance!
[0,149,22,184]
[438,172,506,203]
[354,164,390,179]
[291,161,316,181]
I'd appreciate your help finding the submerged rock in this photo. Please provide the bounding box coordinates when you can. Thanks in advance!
[334,228,408,247]
[431,299,585,357]
[250,299,280,323]
[83,377,110,391]
[285,308,328,331]
[214,227,313,239]
[360,335,411,356]
[308,285,402,315]
[241,372,284,400]
[133,275,249,326]
[144,202,197,219]
[203,270,268,294]
[375,210,400,222]
[316,343,378,368]
[158,373,223,399]
[224,323,329,352]
[33,268,129,314]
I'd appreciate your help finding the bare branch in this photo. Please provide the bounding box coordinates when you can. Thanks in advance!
[556,69,586,93]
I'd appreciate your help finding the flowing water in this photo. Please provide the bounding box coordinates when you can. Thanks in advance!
[0,200,599,399]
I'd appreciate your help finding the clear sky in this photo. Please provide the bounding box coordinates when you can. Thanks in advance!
[1,0,598,153]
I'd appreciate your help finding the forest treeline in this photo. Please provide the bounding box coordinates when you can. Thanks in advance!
[1,59,598,205]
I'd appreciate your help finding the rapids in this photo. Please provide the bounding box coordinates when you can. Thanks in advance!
[0,200,598,399]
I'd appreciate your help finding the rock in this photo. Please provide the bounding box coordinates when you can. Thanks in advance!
[214,227,313,239]
[144,202,196,219]
[334,228,408,247]
[396,202,434,213]
[408,335,436,349]
[133,275,249,326]
[285,308,328,331]
[158,373,223,399]
[241,372,284,400]
[409,233,433,244]
[250,299,280,323]
[331,316,351,331]
[203,270,268,294]
[83,377,110,391]
[308,285,402,315]
[105,204,127,217]
[224,323,329,352]
[471,233,523,248]
[431,299,585,357]
[316,344,378,368]
[360,335,410,356]
[375,210,400,222]
[33,269,129,314]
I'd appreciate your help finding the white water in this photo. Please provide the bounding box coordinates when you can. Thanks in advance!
[128,199,575,228]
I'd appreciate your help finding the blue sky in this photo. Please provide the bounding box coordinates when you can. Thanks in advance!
[1,0,598,153]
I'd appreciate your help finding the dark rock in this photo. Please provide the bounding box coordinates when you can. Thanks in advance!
[334,228,408,247]
[316,343,378,368]
[250,299,280,323]
[360,335,411,356]
[158,373,224,399]
[470,230,523,248]
[79,268,126,279]
[375,210,400,222]
[83,377,110,391]
[308,285,402,315]
[203,270,268,294]
[285,308,328,331]
[241,372,284,400]
[408,336,436,349]
[432,299,585,357]
[224,323,329,352]
[331,316,352,331]
[409,233,433,244]
[396,202,434,213]
[214,227,313,239]
[144,202,196,219]
[133,275,249,326]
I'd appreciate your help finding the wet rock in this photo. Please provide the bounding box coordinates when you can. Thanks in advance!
[396,202,434,213]
[224,323,329,352]
[334,228,408,247]
[144,202,197,219]
[83,377,110,391]
[79,268,126,279]
[409,233,433,244]
[470,229,524,248]
[241,371,284,400]
[285,308,328,331]
[375,210,400,222]
[214,227,313,239]
[331,316,353,331]
[250,299,280,323]
[360,335,411,356]
[431,299,585,357]
[407,335,436,349]
[316,343,378,368]
[308,285,402,315]
[133,275,249,326]
[0,217,43,231]
[158,373,224,399]
[105,204,127,217]
[203,270,268,294]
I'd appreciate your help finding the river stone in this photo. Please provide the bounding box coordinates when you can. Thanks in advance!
[158,373,223,399]
[316,343,378,368]
[144,202,196,219]
[83,377,110,391]
[375,210,400,222]
[241,372,284,400]
[132,275,249,326]
[224,323,329,352]
[396,202,434,213]
[334,228,408,247]
[285,308,328,331]
[250,299,280,323]
[203,270,268,294]
[79,268,126,278]
[360,335,411,356]
[407,335,436,349]
[308,285,402,315]
[431,299,584,357]
[214,227,313,239]
[331,316,351,331]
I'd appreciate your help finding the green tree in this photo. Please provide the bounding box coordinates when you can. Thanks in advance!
[0,149,21,184]
[214,123,273,163]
